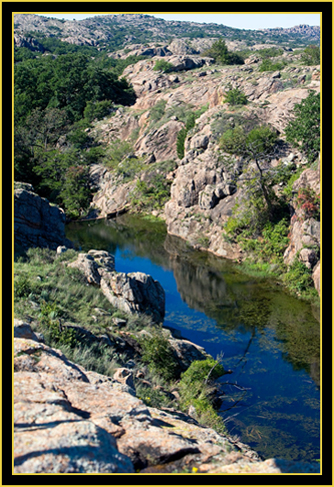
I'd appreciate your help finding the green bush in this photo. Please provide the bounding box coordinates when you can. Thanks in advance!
[301,45,320,65]
[259,58,286,72]
[153,60,174,73]
[84,100,114,122]
[139,329,179,382]
[202,38,243,65]
[149,100,167,122]
[177,358,226,434]
[224,87,248,106]
[176,127,187,159]
[283,259,314,295]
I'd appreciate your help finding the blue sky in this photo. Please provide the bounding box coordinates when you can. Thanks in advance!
[35,13,320,30]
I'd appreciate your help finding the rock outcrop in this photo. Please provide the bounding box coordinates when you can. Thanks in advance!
[68,250,165,323]
[14,323,320,474]
[283,161,321,293]
[14,182,72,251]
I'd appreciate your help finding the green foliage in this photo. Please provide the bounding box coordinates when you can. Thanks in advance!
[14,247,116,333]
[149,100,167,123]
[176,127,187,159]
[284,91,320,163]
[153,59,174,73]
[38,301,78,348]
[258,47,284,58]
[15,54,135,125]
[224,86,248,106]
[176,104,209,159]
[135,383,174,409]
[301,45,320,65]
[219,124,278,158]
[283,260,315,295]
[139,329,179,382]
[83,100,114,122]
[177,359,227,434]
[259,58,287,72]
[59,165,91,218]
[131,173,172,212]
[14,275,35,299]
[180,358,225,383]
[202,38,243,65]
[104,139,134,170]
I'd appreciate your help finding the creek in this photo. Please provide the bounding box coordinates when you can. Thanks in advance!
[66,213,320,463]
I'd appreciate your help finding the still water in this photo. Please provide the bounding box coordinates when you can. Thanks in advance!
[66,214,320,463]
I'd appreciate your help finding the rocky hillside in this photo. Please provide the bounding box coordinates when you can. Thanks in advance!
[82,40,320,294]
[13,14,321,297]
[14,13,320,50]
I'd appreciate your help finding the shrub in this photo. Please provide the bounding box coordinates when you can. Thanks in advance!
[283,259,314,295]
[259,58,286,72]
[296,187,320,220]
[177,358,227,434]
[202,39,243,65]
[153,60,174,73]
[176,127,187,159]
[224,87,248,106]
[149,100,167,122]
[84,100,114,122]
[301,45,320,65]
[139,329,179,382]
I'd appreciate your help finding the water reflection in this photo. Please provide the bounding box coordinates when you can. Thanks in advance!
[66,214,320,461]
[67,215,320,384]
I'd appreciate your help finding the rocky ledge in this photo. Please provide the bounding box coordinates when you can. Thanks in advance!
[67,250,165,323]
[14,182,72,251]
[14,321,320,474]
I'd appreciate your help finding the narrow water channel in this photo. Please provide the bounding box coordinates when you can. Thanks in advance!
[66,214,320,463]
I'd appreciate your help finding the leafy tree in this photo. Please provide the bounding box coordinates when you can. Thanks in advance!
[202,38,244,65]
[219,124,280,218]
[59,165,91,218]
[284,91,320,162]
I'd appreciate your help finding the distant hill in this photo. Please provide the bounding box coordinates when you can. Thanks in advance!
[14,13,320,51]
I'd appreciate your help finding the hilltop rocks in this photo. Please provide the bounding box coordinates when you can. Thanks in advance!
[68,250,165,323]
[14,183,72,251]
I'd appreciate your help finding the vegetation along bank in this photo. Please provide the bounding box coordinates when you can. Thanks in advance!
[13,13,321,474]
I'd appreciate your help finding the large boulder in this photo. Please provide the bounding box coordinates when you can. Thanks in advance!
[68,251,165,323]
[100,271,165,323]
[14,183,72,251]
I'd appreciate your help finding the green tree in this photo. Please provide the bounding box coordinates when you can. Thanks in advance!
[59,165,91,218]
[202,38,244,65]
[284,91,320,162]
[219,124,280,218]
